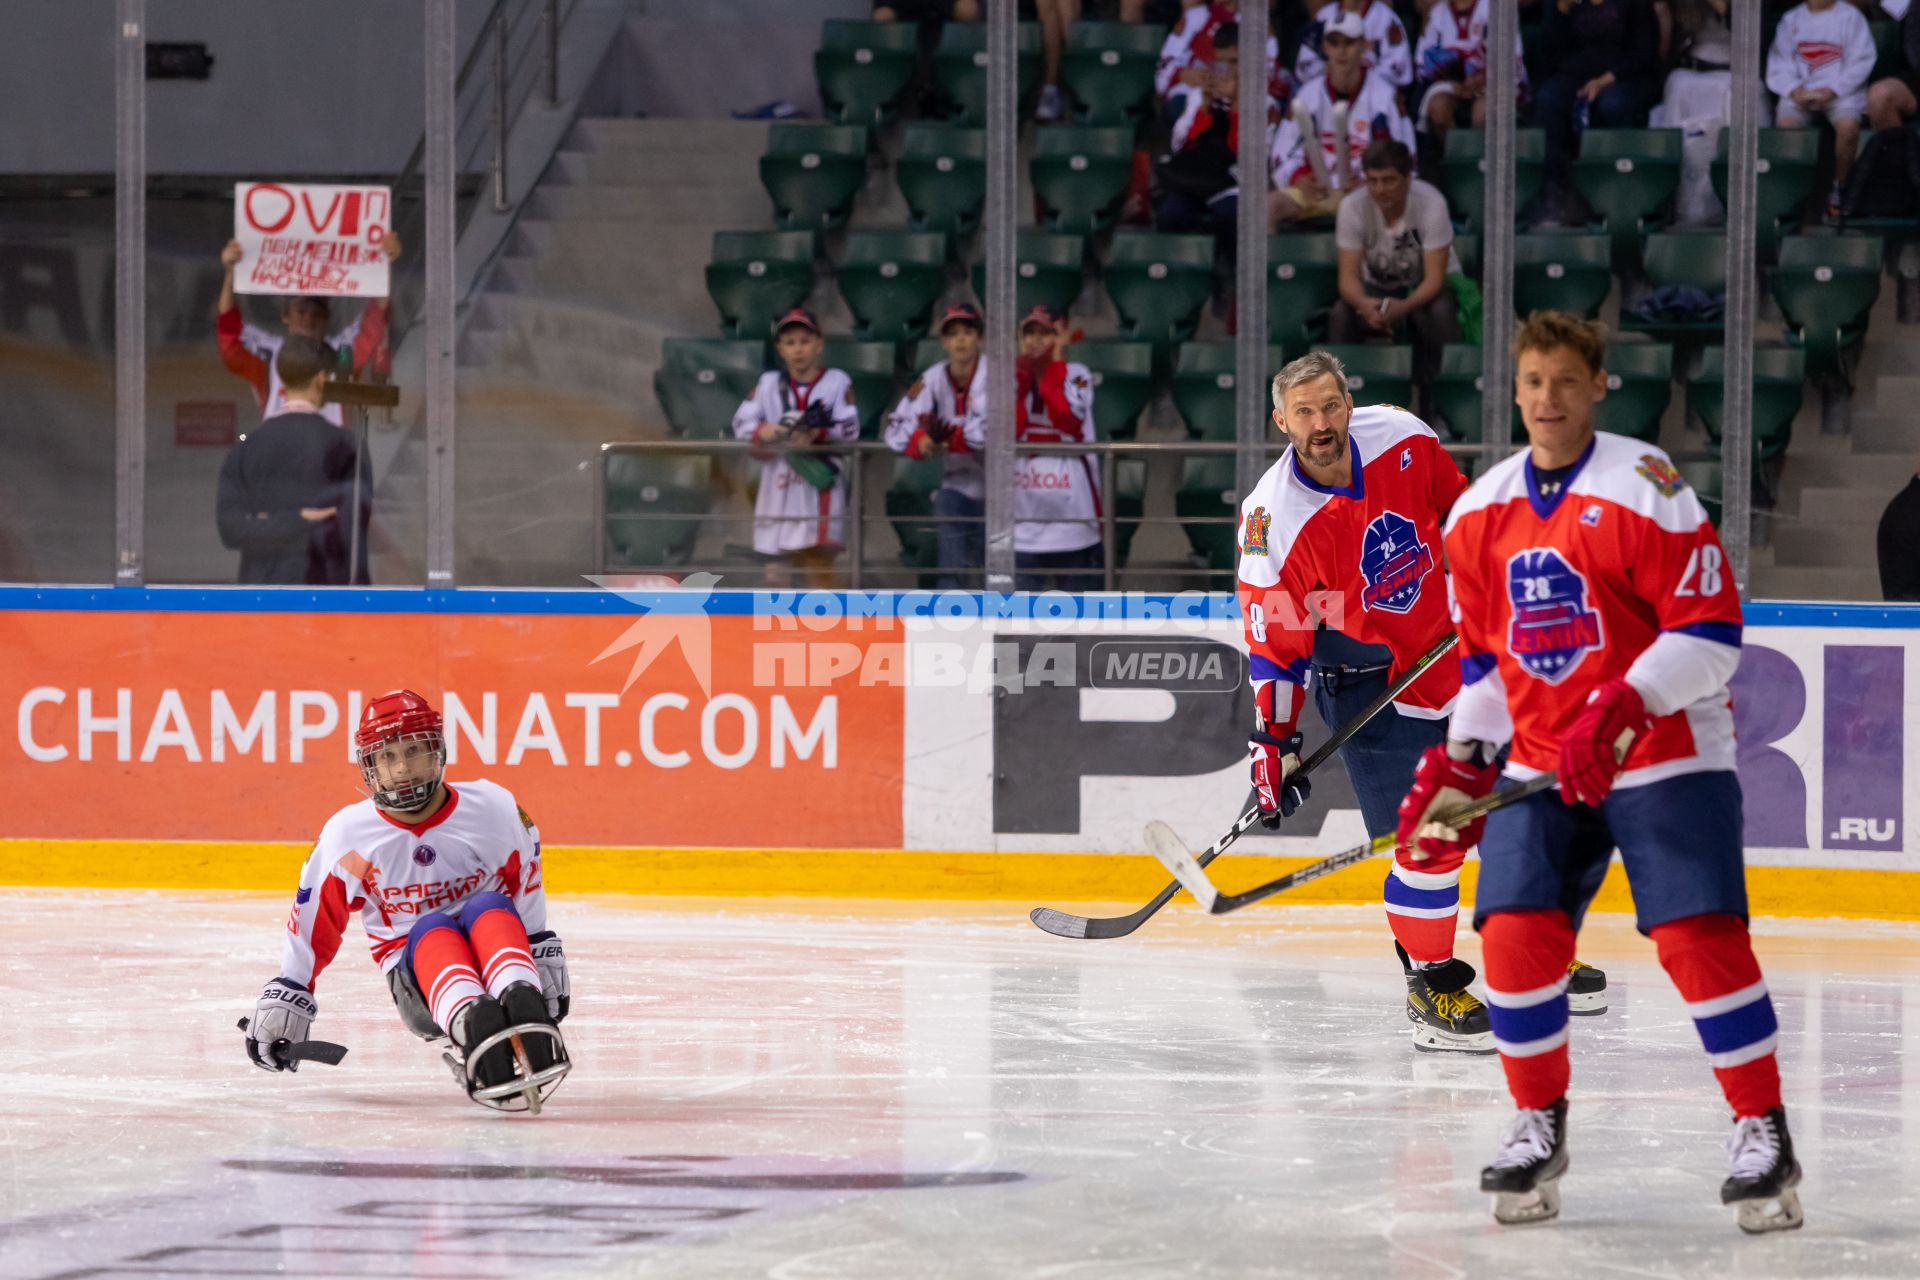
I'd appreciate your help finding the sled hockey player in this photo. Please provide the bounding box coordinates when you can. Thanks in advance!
[242,689,572,1113]
[1402,310,1801,1232]
[1237,350,1606,1055]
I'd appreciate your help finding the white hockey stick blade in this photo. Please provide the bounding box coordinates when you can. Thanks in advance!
[1145,821,1219,913]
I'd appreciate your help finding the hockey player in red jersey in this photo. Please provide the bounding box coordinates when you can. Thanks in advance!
[242,690,571,1112]
[1400,311,1802,1232]
[1239,350,1605,1055]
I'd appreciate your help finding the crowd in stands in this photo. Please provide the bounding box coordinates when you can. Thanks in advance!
[641,0,1920,588]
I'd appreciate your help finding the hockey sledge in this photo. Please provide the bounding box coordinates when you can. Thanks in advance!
[443,1021,572,1115]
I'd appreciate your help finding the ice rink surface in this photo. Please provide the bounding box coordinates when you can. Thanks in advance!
[4,887,1920,1279]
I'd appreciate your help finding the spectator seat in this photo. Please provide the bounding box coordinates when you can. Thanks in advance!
[1513,232,1613,319]
[897,125,987,236]
[884,454,948,573]
[1771,233,1883,378]
[935,21,1043,123]
[705,231,817,338]
[1174,452,1240,577]
[603,452,713,569]
[1710,128,1819,260]
[1617,231,1728,347]
[1438,128,1547,230]
[1073,339,1157,440]
[1060,20,1167,125]
[1267,232,1341,352]
[1031,125,1137,235]
[1689,344,1806,463]
[1571,128,1683,269]
[819,338,902,439]
[1429,343,1518,442]
[759,125,870,231]
[1675,458,1723,527]
[1318,344,1414,410]
[814,20,920,126]
[1171,342,1288,440]
[654,339,766,439]
[1592,341,1672,444]
[969,229,1087,314]
[838,231,950,343]
[1105,232,1216,347]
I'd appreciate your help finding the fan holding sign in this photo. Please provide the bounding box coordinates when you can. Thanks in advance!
[216,181,402,427]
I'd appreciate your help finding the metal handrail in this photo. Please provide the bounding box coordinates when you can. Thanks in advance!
[593,437,1504,591]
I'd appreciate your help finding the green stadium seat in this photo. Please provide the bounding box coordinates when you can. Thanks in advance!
[1710,128,1819,259]
[1593,342,1672,443]
[1571,128,1683,268]
[819,338,900,439]
[1675,458,1723,527]
[837,230,949,343]
[1454,228,1481,281]
[1772,234,1883,378]
[1174,453,1239,575]
[603,452,713,569]
[1171,342,1287,440]
[1074,339,1156,440]
[884,454,947,573]
[1060,20,1166,125]
[1689,345,1806,463]
[654,339,766,439]
[1617,231,1728,346]
[1320,344,1414,409]
[758,125,870,231]
[705,231,817,338]
[970,229,1087,315]
[1438,128,1547,229]
[934,21,1043,124]
[1513,232,1613,318]
[814,20,919,126]
[1429,343,1519,442]
[1870,20,1902,84]
[1105,232,1216,347]
[1267,232,1340,352]
[896,125,986,236]
[1113,457,1147,568]
[1031,125,1136,235]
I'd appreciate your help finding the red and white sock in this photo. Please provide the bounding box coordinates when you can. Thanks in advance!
[413,927,488,1035]
[466,901,543,1000]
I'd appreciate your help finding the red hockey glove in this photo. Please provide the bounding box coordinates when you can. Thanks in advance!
[1557,677,1650,807]
[1395,744,1499,862]
[904,427,936,460]
[1250,729,1310,828]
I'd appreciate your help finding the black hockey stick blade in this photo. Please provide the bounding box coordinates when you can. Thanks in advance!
[1151,772,1562,917]
[1028,632,1459,939]
[237,1017,350,1067]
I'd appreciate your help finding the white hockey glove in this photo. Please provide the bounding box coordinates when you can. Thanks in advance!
[528,931,570,1022]
[246,978,317,1072]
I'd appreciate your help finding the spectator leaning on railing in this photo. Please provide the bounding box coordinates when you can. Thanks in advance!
[1013,304,1103,592]
[887,302,988,590]
[215,335,372,586]
[1768,0,1876,220]
[216,232,402,427]
[1329,138,1461,408]
[730,307,861,589]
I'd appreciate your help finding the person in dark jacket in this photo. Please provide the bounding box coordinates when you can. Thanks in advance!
[1877,465,1920,602]
[216,335,371,585]
[1533,0,1663,220]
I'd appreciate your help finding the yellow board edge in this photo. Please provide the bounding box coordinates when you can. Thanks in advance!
[2,838,1918,921]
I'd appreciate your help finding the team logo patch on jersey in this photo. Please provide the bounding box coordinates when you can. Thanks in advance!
[1359,511,1434,614]
[1506,547,1605,684]
[1242,506,1272,556]
[413,845,438,867]
[1635,454,1686,498]
[1580,503,1603,527]
[1399,447,1412,470]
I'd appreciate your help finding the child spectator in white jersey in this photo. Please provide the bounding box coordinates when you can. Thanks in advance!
[1767,0,1877,219]
[1012,304,1103,590]
[216,232,402,427]
[1270,11,1417,227]
[1413,0,1528,150]
[731,307,861,588]
[243,690,571,1112]
[887,302,989,589]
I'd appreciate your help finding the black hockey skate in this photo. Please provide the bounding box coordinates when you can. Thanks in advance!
[1567,959,1608,1016]
[444,990,571,1115]
[1405,957,1496,1055]
[1722,1107,1804,1234]
[1481,1098,1570,1225]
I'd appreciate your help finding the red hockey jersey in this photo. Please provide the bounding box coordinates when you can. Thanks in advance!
[1442,432,1743,784]
[1237,404,1468,736]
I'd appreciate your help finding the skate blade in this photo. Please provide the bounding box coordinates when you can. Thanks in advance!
[1410,1024,1498,1055]
[1567,989,1608,1016]
[1733,1186,1804,1234]
[1492,1180,1562,1225]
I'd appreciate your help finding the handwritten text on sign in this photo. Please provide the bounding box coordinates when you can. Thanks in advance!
[233,182,392,298]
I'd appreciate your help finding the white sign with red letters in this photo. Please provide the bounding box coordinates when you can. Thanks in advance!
[232,182,392,297]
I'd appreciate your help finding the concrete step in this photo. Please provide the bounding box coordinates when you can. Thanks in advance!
[567,116,770,156]
[1791,485,1889,525]
[1848,412,1915,456]
[560,145,766,189]
[1766,519,1878,569]
[1774,447,1912,490]
[1751,564,1883,601]
[526,182,774,226]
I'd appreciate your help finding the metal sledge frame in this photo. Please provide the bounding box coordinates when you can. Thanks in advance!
[445,1021,573,1114]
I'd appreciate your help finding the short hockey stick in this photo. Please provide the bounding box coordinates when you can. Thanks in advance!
[1029,632,1459,939]
[1147,771,1562,916]
[237,1016,350,1066]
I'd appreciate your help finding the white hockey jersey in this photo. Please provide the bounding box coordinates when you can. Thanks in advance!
[277,779,546,989]
[885,358,988,501]
[1413,0,1527,96]
[1765,2,1876,99]
[1155,3,1285,99]
[1271,69,1416,192]
[731,368,861,555]
[1295,1,1414,89]
[1008,358,1102,554]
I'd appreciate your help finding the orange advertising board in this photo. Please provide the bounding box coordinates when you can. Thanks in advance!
[0,609,904,848]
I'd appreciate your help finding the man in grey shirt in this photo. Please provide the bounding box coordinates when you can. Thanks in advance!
[1327,139,1461,412]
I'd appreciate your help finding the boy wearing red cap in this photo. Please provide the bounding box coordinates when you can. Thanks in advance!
[886,302,989,589]
[242,690,571,1112]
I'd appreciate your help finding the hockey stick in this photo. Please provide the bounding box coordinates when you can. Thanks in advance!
[1147,771,1562,916]
[237,1016,350,1067]
[1029,631,1458,939]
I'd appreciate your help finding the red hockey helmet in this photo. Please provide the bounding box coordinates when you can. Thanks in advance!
[355,689,446,813]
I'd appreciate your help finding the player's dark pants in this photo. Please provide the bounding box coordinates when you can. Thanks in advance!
[387,891,525,1040]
